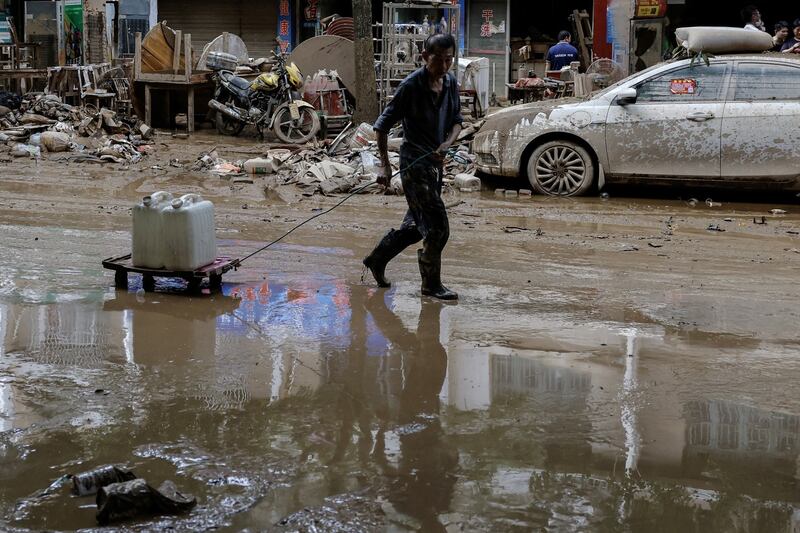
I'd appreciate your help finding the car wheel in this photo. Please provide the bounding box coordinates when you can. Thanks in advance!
[527,140,595,197]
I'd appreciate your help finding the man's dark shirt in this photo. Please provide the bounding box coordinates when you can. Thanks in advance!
[781,37,800,51]
[547,41,579,71]
[373,67,463,166]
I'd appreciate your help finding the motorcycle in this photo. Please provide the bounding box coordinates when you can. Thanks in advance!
[208,51,319,144]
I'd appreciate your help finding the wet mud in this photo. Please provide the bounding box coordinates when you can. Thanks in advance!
[0,135,799,531]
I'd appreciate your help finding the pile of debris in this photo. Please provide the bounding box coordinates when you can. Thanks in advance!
[193,120,484,197]
[0,91,153,164]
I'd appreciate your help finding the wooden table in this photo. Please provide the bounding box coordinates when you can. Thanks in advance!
[0,68,47,93]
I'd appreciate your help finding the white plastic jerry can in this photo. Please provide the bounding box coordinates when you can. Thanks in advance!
[162,194,217,271]
[132,191,174,269]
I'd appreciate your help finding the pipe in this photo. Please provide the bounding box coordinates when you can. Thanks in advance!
[208,99,247,122]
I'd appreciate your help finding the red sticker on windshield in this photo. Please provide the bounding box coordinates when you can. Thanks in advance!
[670,79,697,95]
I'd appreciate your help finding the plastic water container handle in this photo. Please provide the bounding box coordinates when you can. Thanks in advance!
[149,191,173,205]
[172,194,203,209]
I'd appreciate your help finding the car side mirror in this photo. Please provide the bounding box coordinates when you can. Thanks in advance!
[616,87,638,106]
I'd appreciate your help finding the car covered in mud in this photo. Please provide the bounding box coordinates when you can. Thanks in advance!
[472,54,800,196]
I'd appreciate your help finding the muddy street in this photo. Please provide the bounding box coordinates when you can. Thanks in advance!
[1,137,799,531]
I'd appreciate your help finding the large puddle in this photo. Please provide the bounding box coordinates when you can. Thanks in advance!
[0,220,798,531]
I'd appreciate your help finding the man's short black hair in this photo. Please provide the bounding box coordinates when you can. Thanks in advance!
[558,30,571,41]
[741,4,759,24]
[793,18,800,29]
[424,33,456,54]
[775,20,790,32]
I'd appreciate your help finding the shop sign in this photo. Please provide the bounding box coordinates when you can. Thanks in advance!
[479,8,505,38]
[635,0,667,18]
[277,0,293,52]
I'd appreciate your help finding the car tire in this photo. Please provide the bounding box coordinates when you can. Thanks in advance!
[526,140,595,197]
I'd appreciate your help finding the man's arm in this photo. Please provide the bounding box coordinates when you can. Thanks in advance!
[373,83,407,185]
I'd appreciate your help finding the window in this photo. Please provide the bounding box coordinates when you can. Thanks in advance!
[635,63,728,102]
[734,63,800,101]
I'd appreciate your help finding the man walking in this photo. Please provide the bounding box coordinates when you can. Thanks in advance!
[363,33,462,301]
[546,31,579,72]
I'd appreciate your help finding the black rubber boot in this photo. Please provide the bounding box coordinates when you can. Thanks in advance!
[417,249,458,301]
[363,229,420,288]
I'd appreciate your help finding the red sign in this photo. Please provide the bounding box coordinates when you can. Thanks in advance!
[635,0,667,18]
[670,79,697,95]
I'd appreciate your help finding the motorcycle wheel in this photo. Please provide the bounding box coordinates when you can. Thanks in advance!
[272,104,320,144]
[215,99,246,136]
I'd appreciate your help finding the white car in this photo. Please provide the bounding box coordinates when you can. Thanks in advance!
[472,54,800,196]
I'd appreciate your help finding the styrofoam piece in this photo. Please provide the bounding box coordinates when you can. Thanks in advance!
[162,194,217,271]
[132,191,174,269]
[454,173,482,190]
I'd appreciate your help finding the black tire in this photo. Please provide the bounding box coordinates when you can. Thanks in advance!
[215,109,246,136]
[272,104,320,144]
[526,140,595,197]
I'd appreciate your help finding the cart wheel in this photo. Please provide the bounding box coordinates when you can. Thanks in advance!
[187,277,202,294]
[114,270,128,290]
[209,274,223,293]
[143,274,156,292]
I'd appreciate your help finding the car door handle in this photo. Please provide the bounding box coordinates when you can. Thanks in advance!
[687,112,714,122]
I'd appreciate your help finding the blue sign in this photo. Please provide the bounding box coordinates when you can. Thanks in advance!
[277,0,294,52]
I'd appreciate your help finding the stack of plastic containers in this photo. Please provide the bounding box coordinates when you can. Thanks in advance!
[131,192,217,271]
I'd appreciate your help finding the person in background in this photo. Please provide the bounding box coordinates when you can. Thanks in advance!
[773,21,790,51]
[742,5,767,32]
[780,19,800,52]
[546,31,579,72]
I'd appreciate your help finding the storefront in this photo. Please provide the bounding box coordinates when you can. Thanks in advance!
[157,0,277,58]
[596,0,791,77]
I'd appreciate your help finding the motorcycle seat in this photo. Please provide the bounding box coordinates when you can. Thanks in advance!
[228,76,252,91]
[221,71,252,91]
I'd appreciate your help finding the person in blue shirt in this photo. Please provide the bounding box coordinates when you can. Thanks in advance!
[364,33,463,301]
[546,31,579,72]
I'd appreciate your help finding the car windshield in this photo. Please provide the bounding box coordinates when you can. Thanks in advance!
[590,62,671,99]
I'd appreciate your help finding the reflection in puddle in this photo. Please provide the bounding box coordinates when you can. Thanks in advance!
[0,274,798,531]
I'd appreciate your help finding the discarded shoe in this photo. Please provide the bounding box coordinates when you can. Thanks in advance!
[72,465,137,496]
[96,478,196,525]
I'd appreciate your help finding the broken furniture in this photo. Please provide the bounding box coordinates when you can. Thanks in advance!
[134,22,211,132]
[0,15,44,93]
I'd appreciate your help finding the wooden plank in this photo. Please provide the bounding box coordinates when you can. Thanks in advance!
[172,30,182,74]
[187,86,195,132]
[144,84,152,126]
[184,34,192,83]
[134,32,142,80]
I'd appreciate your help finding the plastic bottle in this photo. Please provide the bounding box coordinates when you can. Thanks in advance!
[243,157,277,174]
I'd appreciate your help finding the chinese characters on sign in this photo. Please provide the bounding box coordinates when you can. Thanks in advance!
[277,0,293,52]
[479,6,505,38]
[480,9,493,37]
[670,79,697,95]
[635,0,667,18]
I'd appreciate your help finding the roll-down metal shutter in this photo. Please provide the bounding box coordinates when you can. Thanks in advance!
[157,0,276,60]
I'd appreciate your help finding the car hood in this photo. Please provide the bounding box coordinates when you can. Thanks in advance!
[481,97,586,133]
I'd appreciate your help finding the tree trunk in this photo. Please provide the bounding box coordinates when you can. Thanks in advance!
[352,0,380,125]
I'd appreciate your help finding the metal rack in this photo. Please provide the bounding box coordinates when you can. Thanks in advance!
[378,2,460,109]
